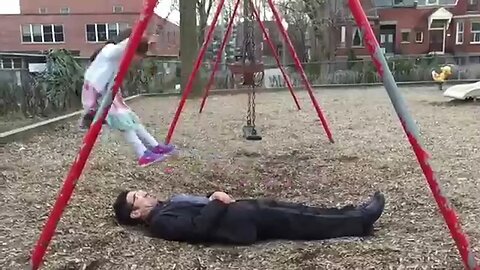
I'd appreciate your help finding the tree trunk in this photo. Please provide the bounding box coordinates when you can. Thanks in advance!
[180,0,201,97]
[198,5,207,48]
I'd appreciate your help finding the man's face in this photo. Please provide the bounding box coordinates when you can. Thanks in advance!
[126,190,158,220]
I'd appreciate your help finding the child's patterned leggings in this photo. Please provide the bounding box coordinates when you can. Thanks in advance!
[122,125,159,158]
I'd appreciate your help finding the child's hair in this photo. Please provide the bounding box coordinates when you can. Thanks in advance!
[89,27,150,62]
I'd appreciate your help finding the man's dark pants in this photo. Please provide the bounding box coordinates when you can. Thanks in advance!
[219,199,368,242]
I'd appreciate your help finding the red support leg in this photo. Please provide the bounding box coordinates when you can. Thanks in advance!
[165,0,227,144]
[29,1,159,269]
[348,0,479,269]
[199,0,242,113]
[249,0,301,110]
[266,0,334,143]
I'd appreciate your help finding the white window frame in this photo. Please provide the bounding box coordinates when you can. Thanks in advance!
[340,25,346,47]
[351,26,363,47]
[21,24,65,44]
[113,5,124,13]
[85,23,129,43]
[456,21,464,44]
[60,7,70,14]
[470,22,480,44]
[0,58,22,70]
[38,7,47,14]
[415,31,424,43]
[401,29,411,43]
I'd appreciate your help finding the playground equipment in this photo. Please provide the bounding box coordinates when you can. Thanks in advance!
[228,1,265,140]
[443,81,480,100]
[432,65,453,90]
[197,0,303,141]
[29,0,478,269]
[193,0,333,143]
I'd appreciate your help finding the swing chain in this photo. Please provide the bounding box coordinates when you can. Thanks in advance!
[246,92,252,126]
[249,10,257,131]
[251,87,256,130]
[243,3,256,63]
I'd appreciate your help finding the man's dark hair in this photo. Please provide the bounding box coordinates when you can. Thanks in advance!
[89,27,149,62]
[113,190,141,225]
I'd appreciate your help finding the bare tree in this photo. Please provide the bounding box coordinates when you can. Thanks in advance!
[277,1,310,62]
[171,0,216,48]
[197,0,215,47]
[301,0,333,62]
[277,0,332,61]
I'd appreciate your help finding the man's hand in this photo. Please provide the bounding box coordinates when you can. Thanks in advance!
[209,191,235,204]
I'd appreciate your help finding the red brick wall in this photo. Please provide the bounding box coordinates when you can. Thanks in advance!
[452,19,480,54]
[0,14,140,57]
[0,13,180,57]
[335,23,378,58]
[378,8,433,55]
[450,0,480,54]
[148,17,180,57]
[19,0,142,14]
[376,3,480,56]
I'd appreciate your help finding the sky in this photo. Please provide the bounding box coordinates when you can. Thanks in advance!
[0,0,20,14]
[0,0,279,26]
[0,0,180,23]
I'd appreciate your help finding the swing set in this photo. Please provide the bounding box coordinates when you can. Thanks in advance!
[29,0,479,269]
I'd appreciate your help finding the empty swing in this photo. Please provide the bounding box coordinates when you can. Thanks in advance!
[228,5,264,141]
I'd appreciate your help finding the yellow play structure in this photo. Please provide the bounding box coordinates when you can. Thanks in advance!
[431,65,453,90]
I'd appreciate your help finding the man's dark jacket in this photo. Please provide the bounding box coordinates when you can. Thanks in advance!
[145,197,368,245]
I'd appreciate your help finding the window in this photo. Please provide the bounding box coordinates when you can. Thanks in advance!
[113,6,124,13]
[415,31,423,43]
[468,0,478,11]
[471,22,480,43]
[430,19,447,30]
[340,25,346,47]
[0,58,23,69]
[456,21,464,44]
[32,25,42,42]
[352,27,363,47]
[426,0,439,5]
[21,24,65,43]
[43,25,54,42]
[60,7,70,14]
[394,0,404,4]
[86,23,129,42]
[401,30,410,43]
[38,7,47,14]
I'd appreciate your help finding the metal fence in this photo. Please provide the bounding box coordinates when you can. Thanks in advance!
[0,58,180,118]
[1,54,479,119]
[196,54,480,90]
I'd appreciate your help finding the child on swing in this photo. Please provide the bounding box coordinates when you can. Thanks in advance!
[79,28,176,167]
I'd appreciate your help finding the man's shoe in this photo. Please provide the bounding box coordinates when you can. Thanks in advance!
[358,191,385,233]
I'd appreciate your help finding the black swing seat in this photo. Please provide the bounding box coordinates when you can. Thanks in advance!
[243,125,262,141]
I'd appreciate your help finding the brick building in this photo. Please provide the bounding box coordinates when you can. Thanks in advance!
[333,0,480,58]
[0,0,179,60]
[375,0,480,55]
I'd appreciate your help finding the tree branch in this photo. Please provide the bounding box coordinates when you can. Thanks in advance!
[206,0,214,16]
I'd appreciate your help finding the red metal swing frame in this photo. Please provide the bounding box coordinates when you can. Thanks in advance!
[29,0,479,269]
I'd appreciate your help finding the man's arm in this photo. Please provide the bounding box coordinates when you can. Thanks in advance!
[149,200,229,242]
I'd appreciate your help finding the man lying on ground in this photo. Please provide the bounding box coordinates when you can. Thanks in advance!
[113,189,385,245]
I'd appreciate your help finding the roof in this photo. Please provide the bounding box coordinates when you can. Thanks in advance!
[374,0,458,7]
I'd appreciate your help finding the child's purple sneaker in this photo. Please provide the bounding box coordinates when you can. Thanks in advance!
[151,144,176,155]
[138,150,167,167]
